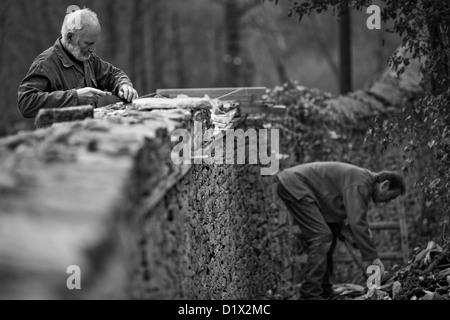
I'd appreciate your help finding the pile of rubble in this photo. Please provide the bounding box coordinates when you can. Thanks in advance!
[332,241,450,300]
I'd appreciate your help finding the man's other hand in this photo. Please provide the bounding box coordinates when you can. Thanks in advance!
[76,87,110,105]
[118,84,138,103]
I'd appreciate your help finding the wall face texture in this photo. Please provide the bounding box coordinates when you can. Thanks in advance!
[131,164,291,299]
[131,115,299,300]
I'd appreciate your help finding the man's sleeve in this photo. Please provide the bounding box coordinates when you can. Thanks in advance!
[18,64,78,118]
[343,185,378,261]
[92,55,134,96]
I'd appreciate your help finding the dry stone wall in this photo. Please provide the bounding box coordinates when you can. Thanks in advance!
[0,102,298,299]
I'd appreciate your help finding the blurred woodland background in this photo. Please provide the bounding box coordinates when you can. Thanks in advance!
[0,0,400,136]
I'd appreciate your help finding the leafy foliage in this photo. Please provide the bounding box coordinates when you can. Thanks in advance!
[267,0,450,239]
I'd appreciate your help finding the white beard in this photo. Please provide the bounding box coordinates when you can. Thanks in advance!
[66,42,91,61]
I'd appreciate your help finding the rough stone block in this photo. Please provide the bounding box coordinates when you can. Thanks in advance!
[35,106,94,128]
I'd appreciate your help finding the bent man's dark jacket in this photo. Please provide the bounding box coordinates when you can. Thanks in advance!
[18,38,133,118]
[277,161,378,261]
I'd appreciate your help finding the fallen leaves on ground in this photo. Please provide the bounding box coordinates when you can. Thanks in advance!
[330,240,450,300]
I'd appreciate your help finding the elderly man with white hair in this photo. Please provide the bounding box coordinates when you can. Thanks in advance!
[18,8,138,119]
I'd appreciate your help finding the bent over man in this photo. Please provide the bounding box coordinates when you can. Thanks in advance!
[18,8,138,119]
[276,161,406,299]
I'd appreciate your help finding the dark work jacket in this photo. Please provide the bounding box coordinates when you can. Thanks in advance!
[18,38,133,118]
[277,161,378,261]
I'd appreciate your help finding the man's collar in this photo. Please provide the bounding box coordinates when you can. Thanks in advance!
[54,37,75,68]
[54,37,85,71]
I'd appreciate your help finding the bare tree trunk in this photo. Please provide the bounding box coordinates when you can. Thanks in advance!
[0,1,8,68]
[309,13,340,82]
[220,0,260,87]
[252,14,288,84]
[41,0,59,40]
[0,1,10,136]
[376,31,386,74]
[104,0,119,61]
[223,0,241,87]
[171,9,186,88]
[142,0,153,94]
[20,0,47,50]
[130,0,146,93]
[140,0,148,93]
[339,0,352,94]
[213,22,224,87]
[150,0,166,91]
[428,21,447,95]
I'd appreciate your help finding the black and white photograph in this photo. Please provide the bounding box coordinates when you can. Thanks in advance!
[0,0,449,308]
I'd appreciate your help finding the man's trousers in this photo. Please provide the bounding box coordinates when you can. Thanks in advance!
[277,181,339,298]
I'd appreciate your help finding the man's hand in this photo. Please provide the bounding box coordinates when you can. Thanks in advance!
[118,84,138,103]
[76,87,111,106]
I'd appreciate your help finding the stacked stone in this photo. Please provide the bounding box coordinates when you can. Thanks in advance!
[0,103,193,299]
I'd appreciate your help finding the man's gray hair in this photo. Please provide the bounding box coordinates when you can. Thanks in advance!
[61,8,100,41]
